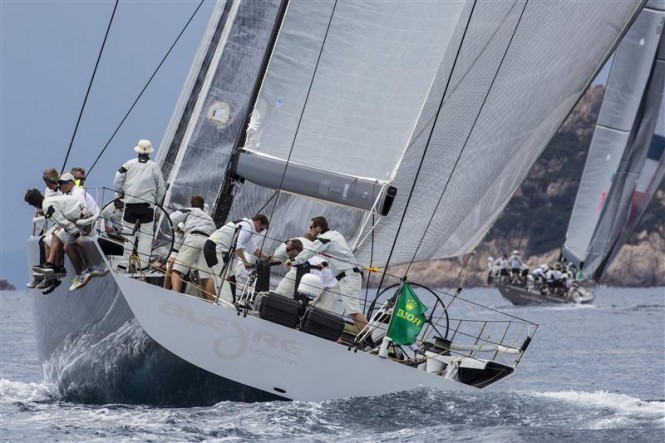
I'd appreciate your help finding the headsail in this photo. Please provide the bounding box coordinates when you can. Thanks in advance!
[563,1,665,280]
[156,0,643,269]
[231,0,643,267]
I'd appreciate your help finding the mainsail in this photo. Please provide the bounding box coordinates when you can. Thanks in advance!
[156,0,284,211]
[563,0,665,280]
[159,0,643,270]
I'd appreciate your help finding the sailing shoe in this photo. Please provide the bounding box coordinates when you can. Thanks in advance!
[89,262,109,277]
[42,279,61,295]
[68,276,82,291]
[37,278,52,289]
[26,273,45,289]
[360,337,377,351]
[33,262,55,274]
[69,272,93,291]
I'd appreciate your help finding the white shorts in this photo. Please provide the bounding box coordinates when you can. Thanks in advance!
[59,229,78,244]
[312,287,342,314]
[172,234,211,278]
[43,225,59,248]
[274,268,297,298]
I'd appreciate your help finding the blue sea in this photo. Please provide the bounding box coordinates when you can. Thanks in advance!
[1,287,664,442]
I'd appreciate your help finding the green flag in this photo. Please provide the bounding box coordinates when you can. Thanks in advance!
[387,282,428,345]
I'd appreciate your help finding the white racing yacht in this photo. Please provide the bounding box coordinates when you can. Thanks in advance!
[27,0,644,404]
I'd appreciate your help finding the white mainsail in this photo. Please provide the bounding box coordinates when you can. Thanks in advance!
[563,0,665,279]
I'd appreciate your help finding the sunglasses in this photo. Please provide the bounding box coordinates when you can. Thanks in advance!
[309,225,315,229]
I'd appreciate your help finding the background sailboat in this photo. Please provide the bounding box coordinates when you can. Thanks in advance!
[563,0,665,283]
[497,1,665,305]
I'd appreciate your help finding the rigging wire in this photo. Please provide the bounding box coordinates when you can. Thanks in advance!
[86,0,206,176]
[259,0,339,252]
[61,0,119,174]
[362,212,376,315]
[373,0,479,295]
[404,0,529,277]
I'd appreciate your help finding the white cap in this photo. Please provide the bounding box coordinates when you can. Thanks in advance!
[58,172,76,183]
[134,139,154,154]
[513,250,519,255]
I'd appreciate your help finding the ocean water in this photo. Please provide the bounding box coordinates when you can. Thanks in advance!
[1,287,664,442]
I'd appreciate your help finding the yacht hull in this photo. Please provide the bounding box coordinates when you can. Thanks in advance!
[27,238,282,405]
[495,282,595,306]
[111,273,480,402]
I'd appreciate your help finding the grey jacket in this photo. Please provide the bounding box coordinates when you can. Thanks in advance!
[113,157,166,205]
[292,229,357,276]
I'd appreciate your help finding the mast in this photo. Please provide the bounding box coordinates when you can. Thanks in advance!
[156,0,285,220]
[212,0,290,225]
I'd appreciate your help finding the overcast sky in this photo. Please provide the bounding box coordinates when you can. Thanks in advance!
[1,0,215,282]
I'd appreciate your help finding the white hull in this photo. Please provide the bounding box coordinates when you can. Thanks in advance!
[28,236,526,403]
[112,273,479,401]
[26,238,283,404]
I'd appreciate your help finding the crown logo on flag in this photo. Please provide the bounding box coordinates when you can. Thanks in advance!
[406,299,418,310]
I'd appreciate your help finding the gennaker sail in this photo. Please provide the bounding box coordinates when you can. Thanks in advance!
[563,0,665,282]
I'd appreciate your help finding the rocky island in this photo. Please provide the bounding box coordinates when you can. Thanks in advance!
[0,278,16,291]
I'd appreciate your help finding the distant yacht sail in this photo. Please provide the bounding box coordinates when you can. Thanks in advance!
[563,0,665,281]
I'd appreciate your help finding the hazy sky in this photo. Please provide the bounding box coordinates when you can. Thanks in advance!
[1,0,214,281]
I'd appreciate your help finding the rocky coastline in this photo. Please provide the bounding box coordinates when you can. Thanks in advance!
[369,226,665,290]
